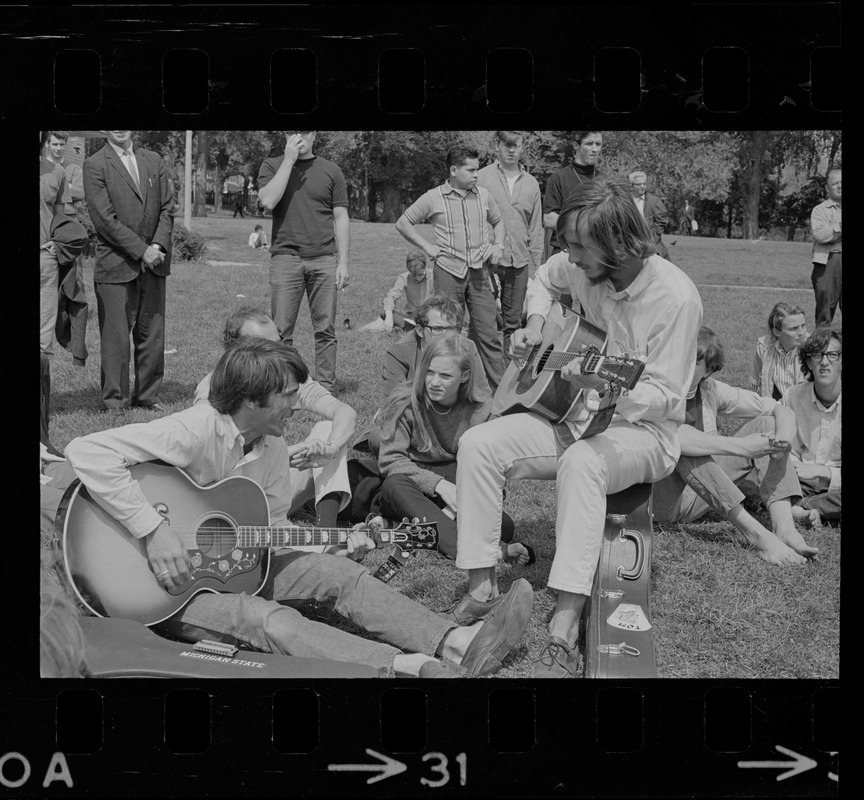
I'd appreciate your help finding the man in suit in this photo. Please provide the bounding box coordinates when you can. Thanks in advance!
[629,171,671,260]
[84,130,174,415]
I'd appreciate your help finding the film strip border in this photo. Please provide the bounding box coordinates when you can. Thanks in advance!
[2,682,839,796]
[3,5,841,127]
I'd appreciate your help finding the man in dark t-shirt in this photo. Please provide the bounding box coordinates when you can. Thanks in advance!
[258,132,350,392]
[542,131,604,256]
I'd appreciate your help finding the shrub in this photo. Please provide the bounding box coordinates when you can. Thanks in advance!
[172,224,208,262]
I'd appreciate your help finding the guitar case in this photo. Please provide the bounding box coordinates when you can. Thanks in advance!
[583,483,657,678]
[77,616,380,679]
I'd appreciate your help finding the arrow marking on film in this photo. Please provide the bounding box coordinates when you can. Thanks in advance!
[328,748,407,785]
[737,745,817,782]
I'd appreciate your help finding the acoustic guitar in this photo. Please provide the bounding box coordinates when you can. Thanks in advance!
[492,304,645,426]
[56,462,438,626]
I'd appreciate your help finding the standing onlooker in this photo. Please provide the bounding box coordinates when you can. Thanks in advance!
[628,170,671,261]
[83,130,174,415]
[809,168,841,326]
[542,131,604,256]
[477,131,544,355]
[45,130,89,367]
[396,146,506,389]
[258,132,350,393]
[40,139,70,355]
[681,199,698,236]
[751,302,807,400]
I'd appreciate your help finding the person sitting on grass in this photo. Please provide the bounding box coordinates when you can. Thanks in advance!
[64,339,534,678]
[353,294,490,455]
[194,306,356,533]
[652,325,818,566]
[782,325,841,524]
[359,249,435,333]
[248,224,269,249]
[376,333,534,567]
[751,301,807,400]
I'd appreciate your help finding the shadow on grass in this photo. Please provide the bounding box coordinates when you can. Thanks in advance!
[52,378,199,413]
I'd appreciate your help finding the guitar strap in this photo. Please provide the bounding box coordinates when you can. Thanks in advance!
[552,385,623,451]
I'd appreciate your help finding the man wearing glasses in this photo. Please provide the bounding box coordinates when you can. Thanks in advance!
[258,132,350,392]
[354,295,489,456]
[782,326,842,524]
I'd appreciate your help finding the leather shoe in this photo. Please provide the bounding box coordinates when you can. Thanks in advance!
[438,592,507,626]
[419,658,467,678]
[460,578,533,677]
[531,635,580,678]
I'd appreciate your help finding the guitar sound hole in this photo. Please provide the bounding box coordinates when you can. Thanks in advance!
[196,516,238,558]
[534,345,554,376]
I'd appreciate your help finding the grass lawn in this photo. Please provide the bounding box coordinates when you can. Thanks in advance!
[44,213,840,679]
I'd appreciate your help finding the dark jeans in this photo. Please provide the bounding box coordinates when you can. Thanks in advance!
[811,252,842,326]
[434,263,505,390]
[490,264,529,357]
[94,270,166,409]
[379,461,514,558]
[270,253,339,391]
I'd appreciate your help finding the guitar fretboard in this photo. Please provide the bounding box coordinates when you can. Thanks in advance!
[542,350,602,373]
[237,527,394,548]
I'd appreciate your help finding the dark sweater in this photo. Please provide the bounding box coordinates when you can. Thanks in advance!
[378,397,492,496]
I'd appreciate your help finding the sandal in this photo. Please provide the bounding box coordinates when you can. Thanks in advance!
[500,541,536,567]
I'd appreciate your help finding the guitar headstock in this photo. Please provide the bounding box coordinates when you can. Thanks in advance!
[595,356,645,391]
[387,519,439,550]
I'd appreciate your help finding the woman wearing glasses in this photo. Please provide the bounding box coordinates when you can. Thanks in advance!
[782,326,842,524]
[376,333,534,568]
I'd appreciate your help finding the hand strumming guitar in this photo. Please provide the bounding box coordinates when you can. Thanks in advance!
[510,319,543,359]
[146,520,191,589]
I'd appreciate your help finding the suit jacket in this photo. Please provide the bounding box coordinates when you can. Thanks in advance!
[641,193,669,243]
[83,144,174,283]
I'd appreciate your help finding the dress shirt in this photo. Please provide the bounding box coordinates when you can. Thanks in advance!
[782,383,842,491]
[64,404,283,538]
[108,139,141,192]
[527,251,703,459]
[402,182,501,279]
[476,161,544,269]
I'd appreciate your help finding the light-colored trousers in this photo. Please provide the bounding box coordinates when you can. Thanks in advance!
[40,248,59,352]
[455,413,676,595]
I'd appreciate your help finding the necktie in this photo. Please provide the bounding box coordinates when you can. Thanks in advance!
[124,148,140,191]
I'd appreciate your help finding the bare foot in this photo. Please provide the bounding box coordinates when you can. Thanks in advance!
[752,534,808,566]
[791,505,821,528]
[501,542,532,566]
[774,524,819,559]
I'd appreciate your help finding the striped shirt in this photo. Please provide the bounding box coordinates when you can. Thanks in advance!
[527,251,703,460]
[402,182,501,279]
[751,335,803,399]
[782,383,842,492]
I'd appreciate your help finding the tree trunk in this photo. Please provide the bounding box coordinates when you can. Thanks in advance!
[367,181,379,223]
[741,131,768,239]
[193,131,209,217]
[213,162,222,214]
[382,185,401,223]
[787,225,796,242]
[726,201,733,239]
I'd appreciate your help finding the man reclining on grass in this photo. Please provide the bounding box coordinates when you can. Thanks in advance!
[653,326,818,566]
[64,339,533,678]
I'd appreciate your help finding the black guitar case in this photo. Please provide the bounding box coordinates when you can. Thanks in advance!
[77,616,380,678]
[583,483,657,678]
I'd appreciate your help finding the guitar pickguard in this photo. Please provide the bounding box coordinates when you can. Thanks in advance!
[178,548,262,594]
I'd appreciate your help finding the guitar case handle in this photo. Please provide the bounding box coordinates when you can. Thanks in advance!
[616,528,645,581]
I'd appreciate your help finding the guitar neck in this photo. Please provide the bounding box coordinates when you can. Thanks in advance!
[236,526,391,549]
[237,525,404,549]
[542,349,602,373]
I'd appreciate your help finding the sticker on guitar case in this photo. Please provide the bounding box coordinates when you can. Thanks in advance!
[607,603,652,631]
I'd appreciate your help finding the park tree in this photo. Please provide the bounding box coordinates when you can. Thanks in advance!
[193,131,209,217]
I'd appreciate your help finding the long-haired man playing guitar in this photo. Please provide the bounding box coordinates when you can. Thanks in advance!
[453,178,703,677]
